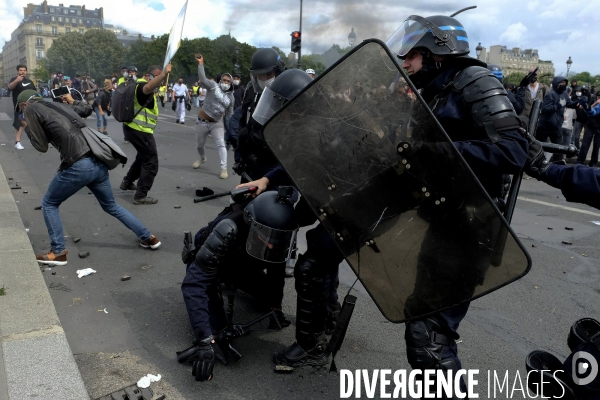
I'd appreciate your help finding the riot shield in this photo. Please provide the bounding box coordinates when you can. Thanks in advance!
[262,39,531,323]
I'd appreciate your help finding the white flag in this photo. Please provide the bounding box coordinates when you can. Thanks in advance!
[163,0,188,69]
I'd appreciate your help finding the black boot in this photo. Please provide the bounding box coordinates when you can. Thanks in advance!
[119,179,136,191]
[273,336,328,368]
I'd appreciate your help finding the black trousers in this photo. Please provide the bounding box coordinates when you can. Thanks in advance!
[536,126,563,162]
[123,125,158,199]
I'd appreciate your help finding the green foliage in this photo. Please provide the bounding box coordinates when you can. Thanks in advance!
[503,71,552,87]
[297,54,326,75]
[31,58,50,82]
[46,29,125,81]
[568,71,600,88]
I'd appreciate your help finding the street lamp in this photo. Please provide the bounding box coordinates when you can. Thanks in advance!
[234,45,240,74]
[476,43,483,60]
[85,45,91,77]
[566,56,572,78]
[348,27,356,47]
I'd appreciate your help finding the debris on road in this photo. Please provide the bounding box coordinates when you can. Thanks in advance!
[174,205,181,209]
[25,228,29,232]
[274,365,294,374]
[73,237,81,243]
[76,268,96,278]
[176,186,181,189]
[7,177,12,180]
[34,206,42,210]
[547,227,553,230]
[137,373,161,389]
[79,251,90,258]
[565,227,574,231]
[121,275,131,281]
[23,190,28,194]
[52,272,56,275]
[562,241,573,245]
[11,185,21,190]
[591,221,600,226]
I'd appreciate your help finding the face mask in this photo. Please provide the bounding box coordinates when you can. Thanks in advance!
[557,85,566,94]
[130,75,137,82]
[576,92,582,97]
[220,83,230,91]
[123,72,128,77]
[178,81,183,85]
[258,77,275,90]
[233,79,240,86]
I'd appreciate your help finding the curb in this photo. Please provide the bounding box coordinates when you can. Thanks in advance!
[0,161,90,399]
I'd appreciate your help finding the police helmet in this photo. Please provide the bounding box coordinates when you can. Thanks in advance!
[386,15,470,59]
[244,187,298,263]
[249,48,287,92]
[252,69,313,125]
[127,66,138,72]
[305,68,315,75]
[487,64,503,80]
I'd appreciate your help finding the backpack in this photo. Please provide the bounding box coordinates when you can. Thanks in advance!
[111,80,151,123]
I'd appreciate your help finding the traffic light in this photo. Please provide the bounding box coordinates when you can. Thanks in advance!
[291,31,301,53]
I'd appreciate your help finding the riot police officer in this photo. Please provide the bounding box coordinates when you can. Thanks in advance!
[179,67,315,382]
[385,14,528,395]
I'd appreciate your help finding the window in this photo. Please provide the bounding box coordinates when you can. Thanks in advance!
[52,26,57,34]
[36,50,44,60]
[63,9,68,15]
[79,29,84,34]
[65,18,69,23]
[78,18,82,23]
[58,17,63,22]
[77,11,81,16]
[36,37,43,46]
[66,27,71,33]
[51,16,55,21]
[36,25,42,33]
[50,7,55,13]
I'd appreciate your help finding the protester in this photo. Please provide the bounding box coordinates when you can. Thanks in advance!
[94,79,112,135]
[7,64,36,150]
[192,54,234,179]
[81,74,98,106]
[158,82,167,108]
[17,89,161,265]
[232,73,245,109]
[52,71,64,89]
[119,64,172,205]
[196,85,206,108]
[171,77,189,124]
[577,91,600,167]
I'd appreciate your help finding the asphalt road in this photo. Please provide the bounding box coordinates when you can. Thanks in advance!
[1,98,599,400]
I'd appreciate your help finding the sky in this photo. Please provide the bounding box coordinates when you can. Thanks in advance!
[0,0,598,75]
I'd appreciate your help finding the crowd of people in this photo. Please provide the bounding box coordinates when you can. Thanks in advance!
[5,13,600,398]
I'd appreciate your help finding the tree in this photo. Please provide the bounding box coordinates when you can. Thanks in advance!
[46,29,126,82]
[31,58,50,82]
[297,54,326,75]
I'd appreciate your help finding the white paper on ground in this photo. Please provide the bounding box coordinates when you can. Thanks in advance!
[137,373,162,388]
[591,221,600,226]
[76,268,97,278]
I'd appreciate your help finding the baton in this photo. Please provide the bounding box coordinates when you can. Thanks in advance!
[193,186,257,203]
[541,142,579,158]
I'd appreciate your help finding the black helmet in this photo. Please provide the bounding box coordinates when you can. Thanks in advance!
[487,64,503,80]
[127,66,138,72]
[244,187,298,263]
[253,69,313,125]
[386,15,470,59]
[249,48,287,93]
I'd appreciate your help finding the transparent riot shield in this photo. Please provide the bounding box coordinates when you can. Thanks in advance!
[262,39,531,323]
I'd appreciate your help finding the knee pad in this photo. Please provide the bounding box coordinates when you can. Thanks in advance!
[294,254,328,349]
[405,317,456,370]
[195,219,237,272]
[294,254,325,298]
[568,318,600,352]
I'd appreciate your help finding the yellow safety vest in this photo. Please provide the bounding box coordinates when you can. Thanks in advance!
[124,78,158,134]
[118,77,126,85]
[159,85,167,96]
[192,85,199,95]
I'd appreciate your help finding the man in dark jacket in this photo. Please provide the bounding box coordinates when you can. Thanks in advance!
[18,89,161,266]
[231,73,245,109]
[536,76,577,161]
[572,86,589,149]
[577,91,600,166]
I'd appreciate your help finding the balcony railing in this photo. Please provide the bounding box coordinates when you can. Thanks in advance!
[17,29,62,37]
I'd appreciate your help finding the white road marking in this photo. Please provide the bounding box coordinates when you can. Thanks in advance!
[0,112,12,120]
[518,196,600,217]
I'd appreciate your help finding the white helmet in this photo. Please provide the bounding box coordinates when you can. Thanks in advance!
[305,69,315,75]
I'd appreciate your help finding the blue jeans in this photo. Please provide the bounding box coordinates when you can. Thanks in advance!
[94,106,108,130]
[42,157,152,253]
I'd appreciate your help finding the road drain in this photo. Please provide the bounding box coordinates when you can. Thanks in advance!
[96,385,156,400]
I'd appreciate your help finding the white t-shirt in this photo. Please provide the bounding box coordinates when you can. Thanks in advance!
[562,108,576,130]
[529,82,539,100]
[172,83,188,97]
[198,87,207,100]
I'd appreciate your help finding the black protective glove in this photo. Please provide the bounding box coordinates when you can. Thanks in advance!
[186,102,191,111]
[189,336,222,382]
[524,136,550,180]
[519,68,538,88]
[172,101,177,111]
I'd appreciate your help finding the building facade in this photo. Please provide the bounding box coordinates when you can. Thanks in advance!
[476,44,555,77]
[0,1,103,85]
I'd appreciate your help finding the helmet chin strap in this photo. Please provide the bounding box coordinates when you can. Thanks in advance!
[409,49,446,89]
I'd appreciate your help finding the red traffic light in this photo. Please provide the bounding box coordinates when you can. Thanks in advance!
[292,31,301,38]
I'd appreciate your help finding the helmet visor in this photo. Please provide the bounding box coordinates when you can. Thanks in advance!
[385,19,429,58]
[246,222,297,263]
[252,86,287,125]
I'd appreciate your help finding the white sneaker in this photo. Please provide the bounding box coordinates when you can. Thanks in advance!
[220,169,228,179]
[192,158,207,169]
[15,142,24,150]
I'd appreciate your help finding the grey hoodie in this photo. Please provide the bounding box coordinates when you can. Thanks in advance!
[197,65,234,121]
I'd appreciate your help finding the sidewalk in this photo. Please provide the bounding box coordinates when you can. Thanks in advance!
[0,160,89,399]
